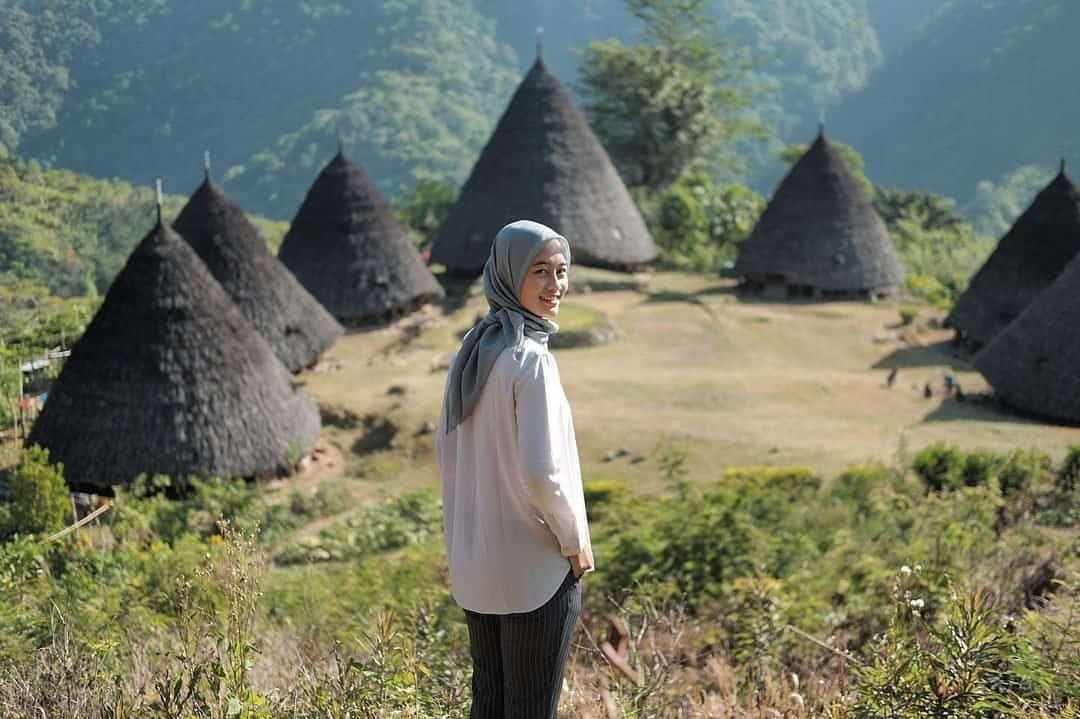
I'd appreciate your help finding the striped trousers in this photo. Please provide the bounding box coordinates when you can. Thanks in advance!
[463,571,582,719]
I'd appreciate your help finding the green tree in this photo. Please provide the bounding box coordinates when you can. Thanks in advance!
[873,187,968,232]
[394,178,456,250]
[2,445,69,537]
[0,3,95,151]
[652,172,764,270]
[579,0,766,191]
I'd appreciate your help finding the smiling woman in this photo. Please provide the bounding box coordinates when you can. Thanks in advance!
[519,239,570,319]
[436,220,593,718]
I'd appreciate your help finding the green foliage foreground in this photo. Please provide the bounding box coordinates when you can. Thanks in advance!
[0,444,1075,717]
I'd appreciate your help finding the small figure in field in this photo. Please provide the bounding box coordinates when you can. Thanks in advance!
[944,373,957,396]
[886,367,899,388]
[923,382,933,399]
[954,383,965,402]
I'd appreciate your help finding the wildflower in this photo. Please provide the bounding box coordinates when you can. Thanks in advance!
[900,565,912,576]
[909,598,925,609]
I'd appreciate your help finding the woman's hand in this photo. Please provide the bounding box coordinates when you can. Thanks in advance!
[569,545,594,578]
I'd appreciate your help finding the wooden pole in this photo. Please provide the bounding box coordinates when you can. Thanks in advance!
[16,356,23,440]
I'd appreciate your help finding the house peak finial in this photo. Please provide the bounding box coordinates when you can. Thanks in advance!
[536,26,544,61]
[155,178,163,223]
[204,149,211,181]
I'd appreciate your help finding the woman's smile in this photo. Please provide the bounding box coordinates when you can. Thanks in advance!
[520,238,570,318]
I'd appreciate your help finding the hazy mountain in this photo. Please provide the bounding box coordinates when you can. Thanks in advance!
[833,0,1080,203]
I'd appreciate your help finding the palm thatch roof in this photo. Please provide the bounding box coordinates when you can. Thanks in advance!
[974,246,1080,424]
[173,175,343,372]
[946,162,1080,349]
[735,129,905,293]
[429,58,658,276]
[27,219,321,494]
[277,151,443,326]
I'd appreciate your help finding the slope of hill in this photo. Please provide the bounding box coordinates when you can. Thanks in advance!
[301,272,1079,490]
[834,0,1080,204]
[11,0,886,217]
[0,149,286,298]
[17,0,520,219]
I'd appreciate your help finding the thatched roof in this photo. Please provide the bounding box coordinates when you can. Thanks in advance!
[27,219,321,494]
[946,163,1080,348]
[429,58,658,276]
[974,246,1080,424]
[735,129,905,292]
[173,175,343,372]
[277,151,443,326]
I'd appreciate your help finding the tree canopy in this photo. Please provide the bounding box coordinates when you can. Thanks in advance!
[579,0,765,191]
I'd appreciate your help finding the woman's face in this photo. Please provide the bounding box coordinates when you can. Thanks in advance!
[519,239,569,318]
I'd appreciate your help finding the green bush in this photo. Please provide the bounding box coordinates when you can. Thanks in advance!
[898,305,919,326]
[914,444,1053,499]
[999,448,1052,497]
[1,445,69,538]
[274,490,441,565]
[914,442,966,492]
[846,585,1042,718]
[904,274,953,309]
[1060,445,1080,494]
[960,449,1006,489]
[649,173,764,272]
[583,479,629,522]
[394,177,456,249]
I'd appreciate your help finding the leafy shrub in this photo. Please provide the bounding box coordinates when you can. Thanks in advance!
[1,445,69,538]
[827,463,901,519]
[898,305,919,326]
[999,448,1052,497]
[913,444,1010,493]
[597,466,821,605]
[844,580,1062,718]
[394,177,456,249]
[1060,446,1080,494]
[274,490,441,565]
[649,174,765,272]
[913,442,966,492]
[960,449,1006,489]
[914,444,1053,499]
[583,479,628,522]
[905,274,953,309]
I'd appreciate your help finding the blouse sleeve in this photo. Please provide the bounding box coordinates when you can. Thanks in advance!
[514,350,585,557]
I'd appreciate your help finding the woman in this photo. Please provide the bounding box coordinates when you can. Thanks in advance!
[436,220,594,719]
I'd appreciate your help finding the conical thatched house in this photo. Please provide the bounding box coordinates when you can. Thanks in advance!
[974,248,1080,424]
[277,151,443,327]
[27,218,321,494]
[735,128,905,299]
[429,57,658,276]
[946,162,1080,350]
[173,174,343,372]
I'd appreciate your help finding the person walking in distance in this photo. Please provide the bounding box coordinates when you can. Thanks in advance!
[436,220,594,718]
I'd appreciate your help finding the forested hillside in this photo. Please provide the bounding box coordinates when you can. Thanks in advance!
[4,0,1077,219]
[0,149,286,298]
[834,0,1080,203]
[8,0,887,218]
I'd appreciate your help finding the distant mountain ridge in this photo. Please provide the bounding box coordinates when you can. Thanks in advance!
[835,0,1080,204]
[5,0,1073,218]
[10,0,886,217]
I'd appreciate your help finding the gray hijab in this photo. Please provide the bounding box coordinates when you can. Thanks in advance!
[443,220,571,432]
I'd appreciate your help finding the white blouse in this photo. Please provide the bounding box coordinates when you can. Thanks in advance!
[436,336,592,615]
